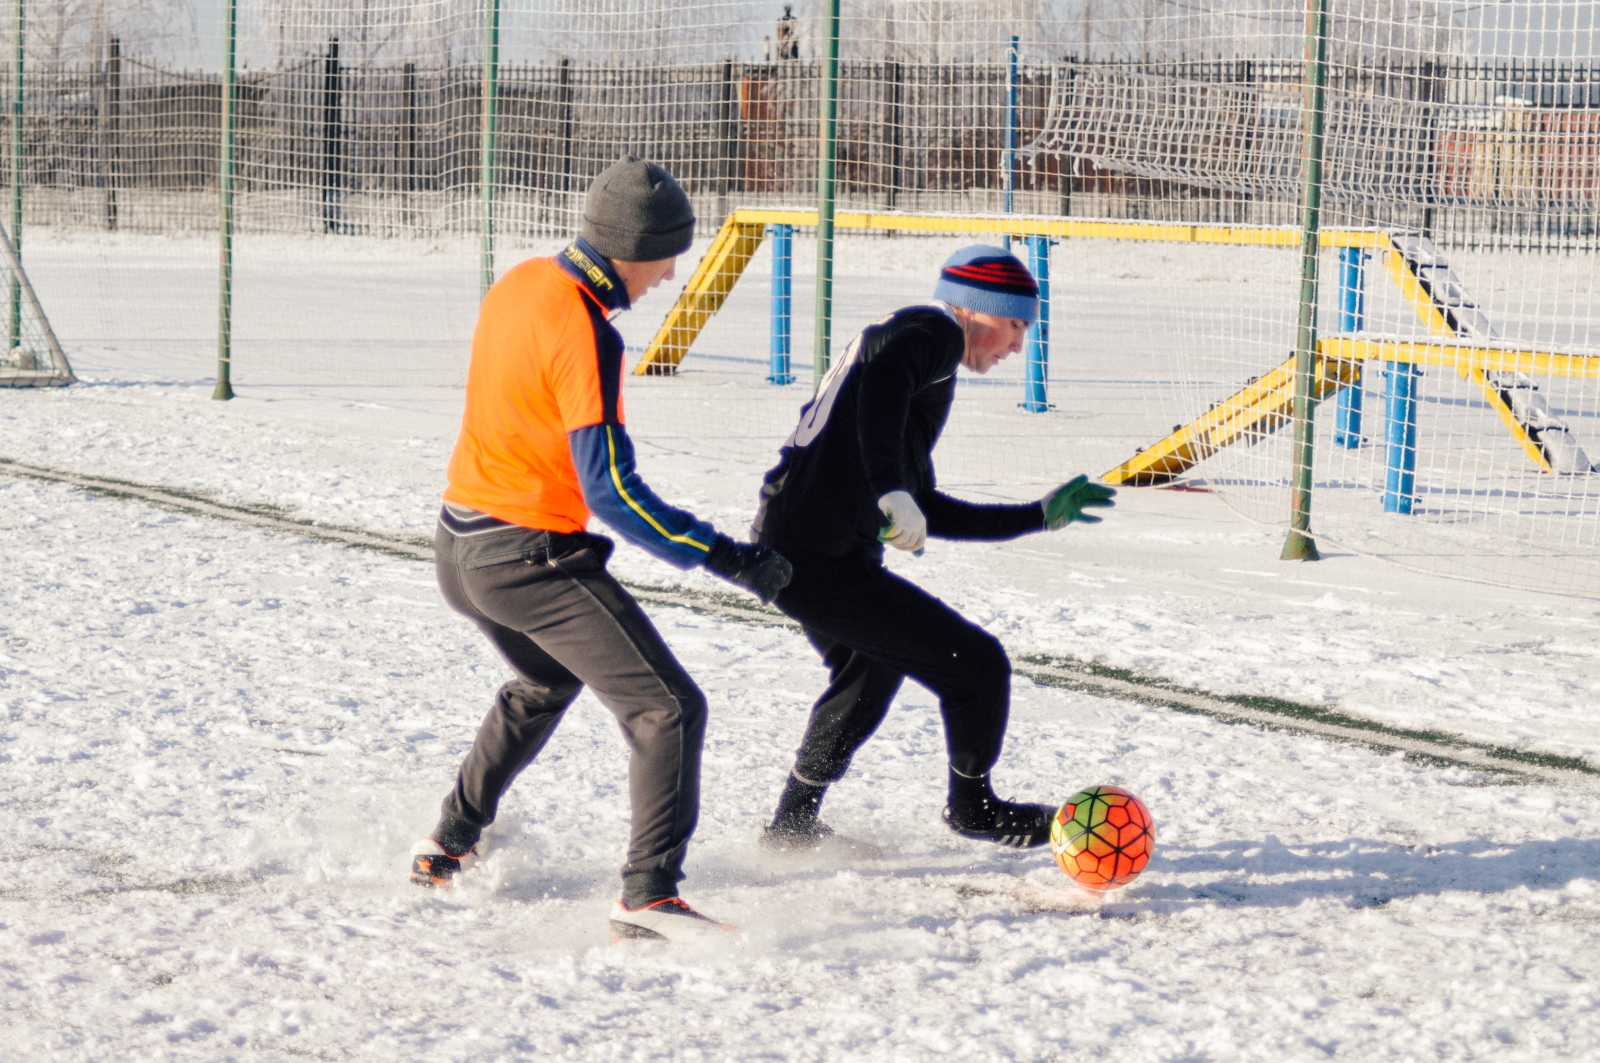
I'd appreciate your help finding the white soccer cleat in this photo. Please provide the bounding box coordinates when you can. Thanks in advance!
[408,838,481,888]
[608,898,737,944]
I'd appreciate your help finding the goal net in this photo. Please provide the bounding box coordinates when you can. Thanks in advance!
[0,218,73,387]
[9,1,1600,594]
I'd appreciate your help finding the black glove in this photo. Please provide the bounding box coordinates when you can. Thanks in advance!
[704,535,793,604]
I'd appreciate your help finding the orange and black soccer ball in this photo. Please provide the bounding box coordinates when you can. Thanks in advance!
[1049,785,1154,891]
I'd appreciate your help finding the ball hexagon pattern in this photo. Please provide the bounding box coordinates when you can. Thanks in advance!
[1049,785,1154,891]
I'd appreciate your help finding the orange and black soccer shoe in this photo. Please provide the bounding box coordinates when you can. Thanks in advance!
[408,838,480,888]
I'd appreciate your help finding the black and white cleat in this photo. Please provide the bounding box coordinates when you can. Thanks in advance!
[608,898,737,945]
[943,800,1054,849]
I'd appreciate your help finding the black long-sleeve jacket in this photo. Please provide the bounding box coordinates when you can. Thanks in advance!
[752,304,1045,559]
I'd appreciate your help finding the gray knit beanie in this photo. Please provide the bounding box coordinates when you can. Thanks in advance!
[579,156,696,262]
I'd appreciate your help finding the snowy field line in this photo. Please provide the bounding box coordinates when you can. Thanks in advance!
[0,455,437,562]
[6,453,1599,790]
[1021,660,1600,787]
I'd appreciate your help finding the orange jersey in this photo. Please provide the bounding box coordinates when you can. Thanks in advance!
[444,249,625,532]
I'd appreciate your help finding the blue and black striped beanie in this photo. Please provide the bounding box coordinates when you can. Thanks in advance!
[932,245,1039,325]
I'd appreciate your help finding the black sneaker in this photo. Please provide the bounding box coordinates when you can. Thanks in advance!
[760,818,885,859]
[759,817,837,853]
[943,798,1054,849]
[408,838,481,888]
[609,898,737,944]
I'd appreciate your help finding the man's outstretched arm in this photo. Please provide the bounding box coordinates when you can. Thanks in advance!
[920,490,1044,542]
[569,422,791,600]
[570,421,717,568]
[921,475,1116,542]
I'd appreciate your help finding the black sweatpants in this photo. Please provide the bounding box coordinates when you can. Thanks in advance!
[773,549,1011,785]
[434,523,706,904]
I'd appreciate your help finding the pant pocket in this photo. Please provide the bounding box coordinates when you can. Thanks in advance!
[455,528,559,570]
[548,532,615,570]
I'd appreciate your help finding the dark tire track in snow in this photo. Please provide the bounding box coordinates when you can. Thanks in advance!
[6,455,1596,789]
[0,456,437,561]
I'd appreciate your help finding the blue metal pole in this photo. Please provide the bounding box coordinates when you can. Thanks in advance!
[1004,35,1017,250]
[1334,246,1364,447]
[1023,234,1049,412]
[1383,362,1419,514]
[768,223,794,385]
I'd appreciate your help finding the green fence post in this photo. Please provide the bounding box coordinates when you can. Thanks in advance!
[1281,0,1327,561]
[480,0,499,300]
[213,0,235,400]
[812,0,840,388]
[9,0,21,357]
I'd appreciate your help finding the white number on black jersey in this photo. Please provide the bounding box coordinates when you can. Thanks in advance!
[786,312,898,449]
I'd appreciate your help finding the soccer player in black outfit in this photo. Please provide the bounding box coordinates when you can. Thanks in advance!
[753,245,1116,851]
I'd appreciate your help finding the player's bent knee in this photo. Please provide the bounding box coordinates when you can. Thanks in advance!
[958,630,1011,696]
[674,682,709,736]
[970,629,1009,673]
[498,677,582,718]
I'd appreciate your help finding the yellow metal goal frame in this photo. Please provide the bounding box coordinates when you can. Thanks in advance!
[639,207,1598,482]
[635,207,1383,376]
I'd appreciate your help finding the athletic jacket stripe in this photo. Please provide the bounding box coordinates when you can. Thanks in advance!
[568,422,716,569]
[603,425,713,553]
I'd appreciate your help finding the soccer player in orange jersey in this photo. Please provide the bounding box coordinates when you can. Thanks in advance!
[411,157,790,944]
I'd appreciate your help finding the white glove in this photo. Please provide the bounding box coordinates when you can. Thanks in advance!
[877,490,927,554]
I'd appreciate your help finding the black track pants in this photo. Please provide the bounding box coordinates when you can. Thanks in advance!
[434,524,706,902]
[773,550,1011,785]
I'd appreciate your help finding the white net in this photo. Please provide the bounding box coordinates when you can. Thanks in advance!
[0,216,73,386]
[8,1,1600,592]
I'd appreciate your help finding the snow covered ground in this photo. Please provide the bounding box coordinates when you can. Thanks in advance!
[7,340,1600,1061]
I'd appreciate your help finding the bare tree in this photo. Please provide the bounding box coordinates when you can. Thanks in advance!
[843,0,1062,63]
[245,0,485,67]
[1329,0,1450,62]
[14,0,192,70]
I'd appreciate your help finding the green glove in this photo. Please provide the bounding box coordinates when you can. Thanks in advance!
[1042,475,1117,530]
